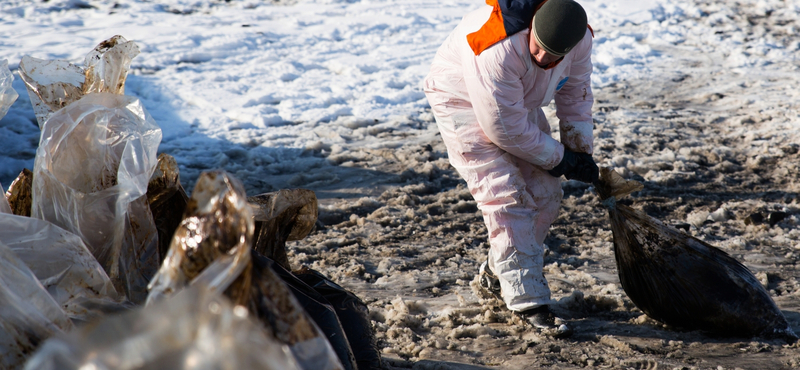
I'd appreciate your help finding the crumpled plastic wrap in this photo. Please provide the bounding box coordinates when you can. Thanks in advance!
[597,167,798,341]
[0,59,18,120]
[0,213,126,323]
[26,36,162,305]
[148,170,345,370]
[0,242,72,370]
[23,286,302,370]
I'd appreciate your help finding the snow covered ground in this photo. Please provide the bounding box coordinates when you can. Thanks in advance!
[2,0,800,369]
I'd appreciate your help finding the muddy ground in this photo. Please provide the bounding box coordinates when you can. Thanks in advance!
[274,2,800,369]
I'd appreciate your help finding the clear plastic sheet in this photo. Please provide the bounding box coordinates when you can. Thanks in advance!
[29,36,162,305]
[0,59,18,120]
[0,242,72,370]
[0,213,126,323]
[597,167,798,341]
[23,286,302,370]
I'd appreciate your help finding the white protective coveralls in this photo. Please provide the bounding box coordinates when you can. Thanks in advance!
[423,4,594,312]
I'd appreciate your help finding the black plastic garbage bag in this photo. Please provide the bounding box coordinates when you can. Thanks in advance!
[295,267,383,370]
[259,255,358,370]
[596,168,798,341]
[5,168,33,217]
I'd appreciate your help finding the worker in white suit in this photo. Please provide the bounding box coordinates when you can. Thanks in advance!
[423,0,598,336]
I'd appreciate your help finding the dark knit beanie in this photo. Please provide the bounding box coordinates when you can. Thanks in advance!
[532,0,588,56]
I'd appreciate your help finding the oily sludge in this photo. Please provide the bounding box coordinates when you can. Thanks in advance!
[596,167,798,342]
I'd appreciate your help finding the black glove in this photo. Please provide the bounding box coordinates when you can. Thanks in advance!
[548,148,599,184]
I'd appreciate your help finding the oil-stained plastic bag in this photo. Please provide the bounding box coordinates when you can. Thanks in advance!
[32,91,162,305]
[146,153,189,263]
[27,36,161,305]
[18,35,139,129]
[248,189,318,271]
[5,168,33,217]
[17,56,84,130]
[0,59,18,120]
[597,168,798,341]
[82,35,138,95]
[0,213,126,323]
[146,170,255,305]
[148,171,345,370]
[0,242,72,370]
[23,285,302,370]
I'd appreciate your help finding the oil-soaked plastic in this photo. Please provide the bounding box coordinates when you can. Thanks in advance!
[0,242,72,370]
[148,170,345,370]
[29,36,162,305]
[0,213,126,323]
[248,189,318,271]
[146,170,254,305]
[82,35,139,96]
[5,168,33,217]
[146,153,189,263]
[23,286,302,370]
[0,59,18,120]
[597,168,798,341]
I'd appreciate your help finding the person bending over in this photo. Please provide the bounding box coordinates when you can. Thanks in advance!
[423,0,599,337]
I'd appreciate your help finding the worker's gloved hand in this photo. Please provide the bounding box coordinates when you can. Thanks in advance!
[548,148,599,184]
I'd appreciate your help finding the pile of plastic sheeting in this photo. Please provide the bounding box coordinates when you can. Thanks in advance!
[0,36,382,370]
[596,167,798,342]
